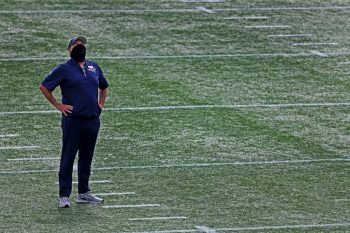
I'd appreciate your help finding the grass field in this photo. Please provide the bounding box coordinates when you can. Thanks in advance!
[0,0,350,232]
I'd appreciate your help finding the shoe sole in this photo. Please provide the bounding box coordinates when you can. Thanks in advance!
[59,204,70,208]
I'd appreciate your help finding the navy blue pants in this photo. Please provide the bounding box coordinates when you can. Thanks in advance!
[59,116,100,197]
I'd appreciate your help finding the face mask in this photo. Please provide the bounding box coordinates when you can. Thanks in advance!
[70,44,86,62]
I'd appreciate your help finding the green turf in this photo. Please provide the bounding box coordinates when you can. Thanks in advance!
[0,1,349,232]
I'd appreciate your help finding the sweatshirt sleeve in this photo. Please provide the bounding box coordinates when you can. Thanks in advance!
[96,64,109,90]
[41,65,64,92]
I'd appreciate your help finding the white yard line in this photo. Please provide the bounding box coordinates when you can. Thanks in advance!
[0,9,196,14]
[0,169,57,174]
[92,158,350,171]
[218,6,350,11]
[117,230,197,233]
[94,192,136,196]
[1,102,350,116]
[338,61,350,65]
[8,157,59,161]
[267,34,316,38]
[292,42,339,46]
[129,216,187,221]
[216,222,350,231]
[55,180,112,184]
[309,50,329,57]
[115,222,350,233]
[2,51,350,62]
[74,180,112,184]
[105,102,350,111]
[181,0,224,2]
[1,158,349,174]
[0,57,64,61]
[0,146,40,150]
[222,16,270,20]
[102,204,161,209]
[0,134,19,138]
[0,109,57,115]
[195,7,216,13]
[2,6,350,14]
[195,226,217,233]
[244,25,291,29]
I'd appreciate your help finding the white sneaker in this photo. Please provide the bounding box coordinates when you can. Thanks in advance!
[59,197,71,208]
[76,192,104,204]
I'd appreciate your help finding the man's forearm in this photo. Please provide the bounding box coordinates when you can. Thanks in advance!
[39,84,60,108]
[98,88,108,109]
[39,84,73,116]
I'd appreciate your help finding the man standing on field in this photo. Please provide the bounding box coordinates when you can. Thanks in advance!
[39,36,108,208]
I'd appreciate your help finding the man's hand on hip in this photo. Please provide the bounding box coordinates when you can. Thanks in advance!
[56,103,73,116]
